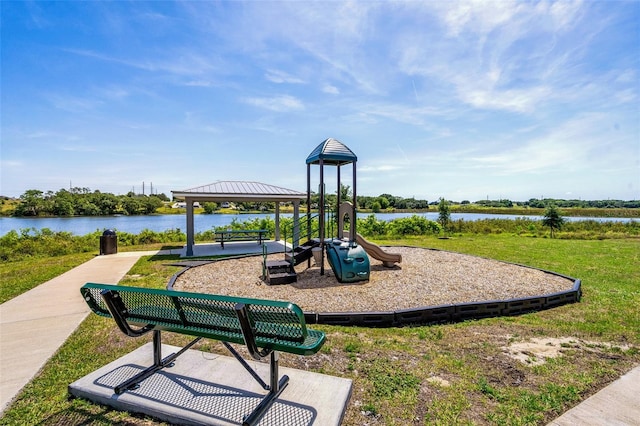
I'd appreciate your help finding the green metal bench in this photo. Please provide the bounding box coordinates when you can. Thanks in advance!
[214,229,268,249]
[80,283,325,426]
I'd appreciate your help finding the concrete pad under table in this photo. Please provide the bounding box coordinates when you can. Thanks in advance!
[68,342,352,426]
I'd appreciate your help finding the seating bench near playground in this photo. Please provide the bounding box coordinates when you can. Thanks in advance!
[79,283,326,426]
[214,229,268,249]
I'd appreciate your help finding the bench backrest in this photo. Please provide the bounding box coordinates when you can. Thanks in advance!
[81,283,324,356]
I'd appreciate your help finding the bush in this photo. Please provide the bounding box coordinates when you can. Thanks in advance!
[358,214,388,236]
[387,215,440,236]
[0,228,101,261]
[2,217,635,263]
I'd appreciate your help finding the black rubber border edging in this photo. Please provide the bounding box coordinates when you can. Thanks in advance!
[166,248,582,328]
[306,276,581,327]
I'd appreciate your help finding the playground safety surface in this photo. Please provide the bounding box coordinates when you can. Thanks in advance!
[172,246,581,327]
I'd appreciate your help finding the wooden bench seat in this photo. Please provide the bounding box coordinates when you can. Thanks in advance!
[80,283,325,426]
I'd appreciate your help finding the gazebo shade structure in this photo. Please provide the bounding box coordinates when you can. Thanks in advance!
[306,138,359,275]
[172,181,306,257]
[306,138,357,165]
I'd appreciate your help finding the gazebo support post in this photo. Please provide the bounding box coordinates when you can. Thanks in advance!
[186,199,195,257]
[337,164,341,238]
[274,203,280,241]
[293,200,300,249]
[319,159,325,276]
[306,164,312,268]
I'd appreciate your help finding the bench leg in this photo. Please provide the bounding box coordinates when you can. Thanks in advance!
[221,341,269,391]
[113,332,202,394]
[233,304,291,425]
[242,351,290,426]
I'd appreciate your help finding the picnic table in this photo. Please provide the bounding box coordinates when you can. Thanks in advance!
[215,229,267,249]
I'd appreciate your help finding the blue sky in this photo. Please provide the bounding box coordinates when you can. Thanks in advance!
[2,1,639,202]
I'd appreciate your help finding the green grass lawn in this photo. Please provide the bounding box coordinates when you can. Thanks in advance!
[0,252,95,304]
[1,235,638,425]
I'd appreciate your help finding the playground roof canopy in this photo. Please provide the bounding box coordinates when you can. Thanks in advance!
[172,181,306,203]
[306,138,357,165]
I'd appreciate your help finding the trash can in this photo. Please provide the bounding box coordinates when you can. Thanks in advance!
[100,229,118,255]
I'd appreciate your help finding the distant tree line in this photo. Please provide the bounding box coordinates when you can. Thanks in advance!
[446,198,640,208]
[312,185,430,212]
[357,193,430,211]
[11,188,169,217]
[521,198,640,209]
[5,186,639,217]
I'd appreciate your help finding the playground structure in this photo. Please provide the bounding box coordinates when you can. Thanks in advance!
[264,138,401,284]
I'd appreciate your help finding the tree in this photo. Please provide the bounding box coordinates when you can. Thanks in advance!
[120,196,141,215]
[152,193,170,202]
[15,190,45,216]
[542,204,565,238]
[92,192,119,215]
[140,195,163,214]
[202,202,218,214]
[438,197,451,236]
[339,184,352,202]
[377,196,390,210]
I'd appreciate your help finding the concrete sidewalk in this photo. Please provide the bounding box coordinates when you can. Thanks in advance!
[0,251,158,414]
[547,365,640,426]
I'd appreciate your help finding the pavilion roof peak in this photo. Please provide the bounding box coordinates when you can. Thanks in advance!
[306,138,357,165]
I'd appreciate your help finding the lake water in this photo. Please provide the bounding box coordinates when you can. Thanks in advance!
[0,212,634,236]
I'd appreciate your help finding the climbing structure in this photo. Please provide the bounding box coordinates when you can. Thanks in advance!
[264,138,402,284]
[306,138,370,283]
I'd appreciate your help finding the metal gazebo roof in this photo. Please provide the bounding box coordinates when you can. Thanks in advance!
[306,138,357,165]
[172,181,306,202]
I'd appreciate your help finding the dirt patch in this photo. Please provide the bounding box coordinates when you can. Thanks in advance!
[503,336,632,366]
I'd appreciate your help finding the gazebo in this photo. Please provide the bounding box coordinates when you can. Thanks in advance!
[171,181,306,257]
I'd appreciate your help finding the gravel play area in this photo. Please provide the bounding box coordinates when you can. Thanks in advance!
[172,246,576,314]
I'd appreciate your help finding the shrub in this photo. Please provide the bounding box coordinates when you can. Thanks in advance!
[358,214,388,236]
[387,215,440,236]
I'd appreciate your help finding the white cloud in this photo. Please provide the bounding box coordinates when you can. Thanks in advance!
[438,0,521,37]
[467,112,630,175]
[394,1,596,114]
[65,47,223,77]
[183,80,214,87]
[615,69,636,84]
[0,160,23,168]
[96,85,130,101]
[322,84,340,95]
[265,69,305,84]
[459,86,553,113]
[359,164,403,173]
[45,93,103,112]
[242,95,304,112]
